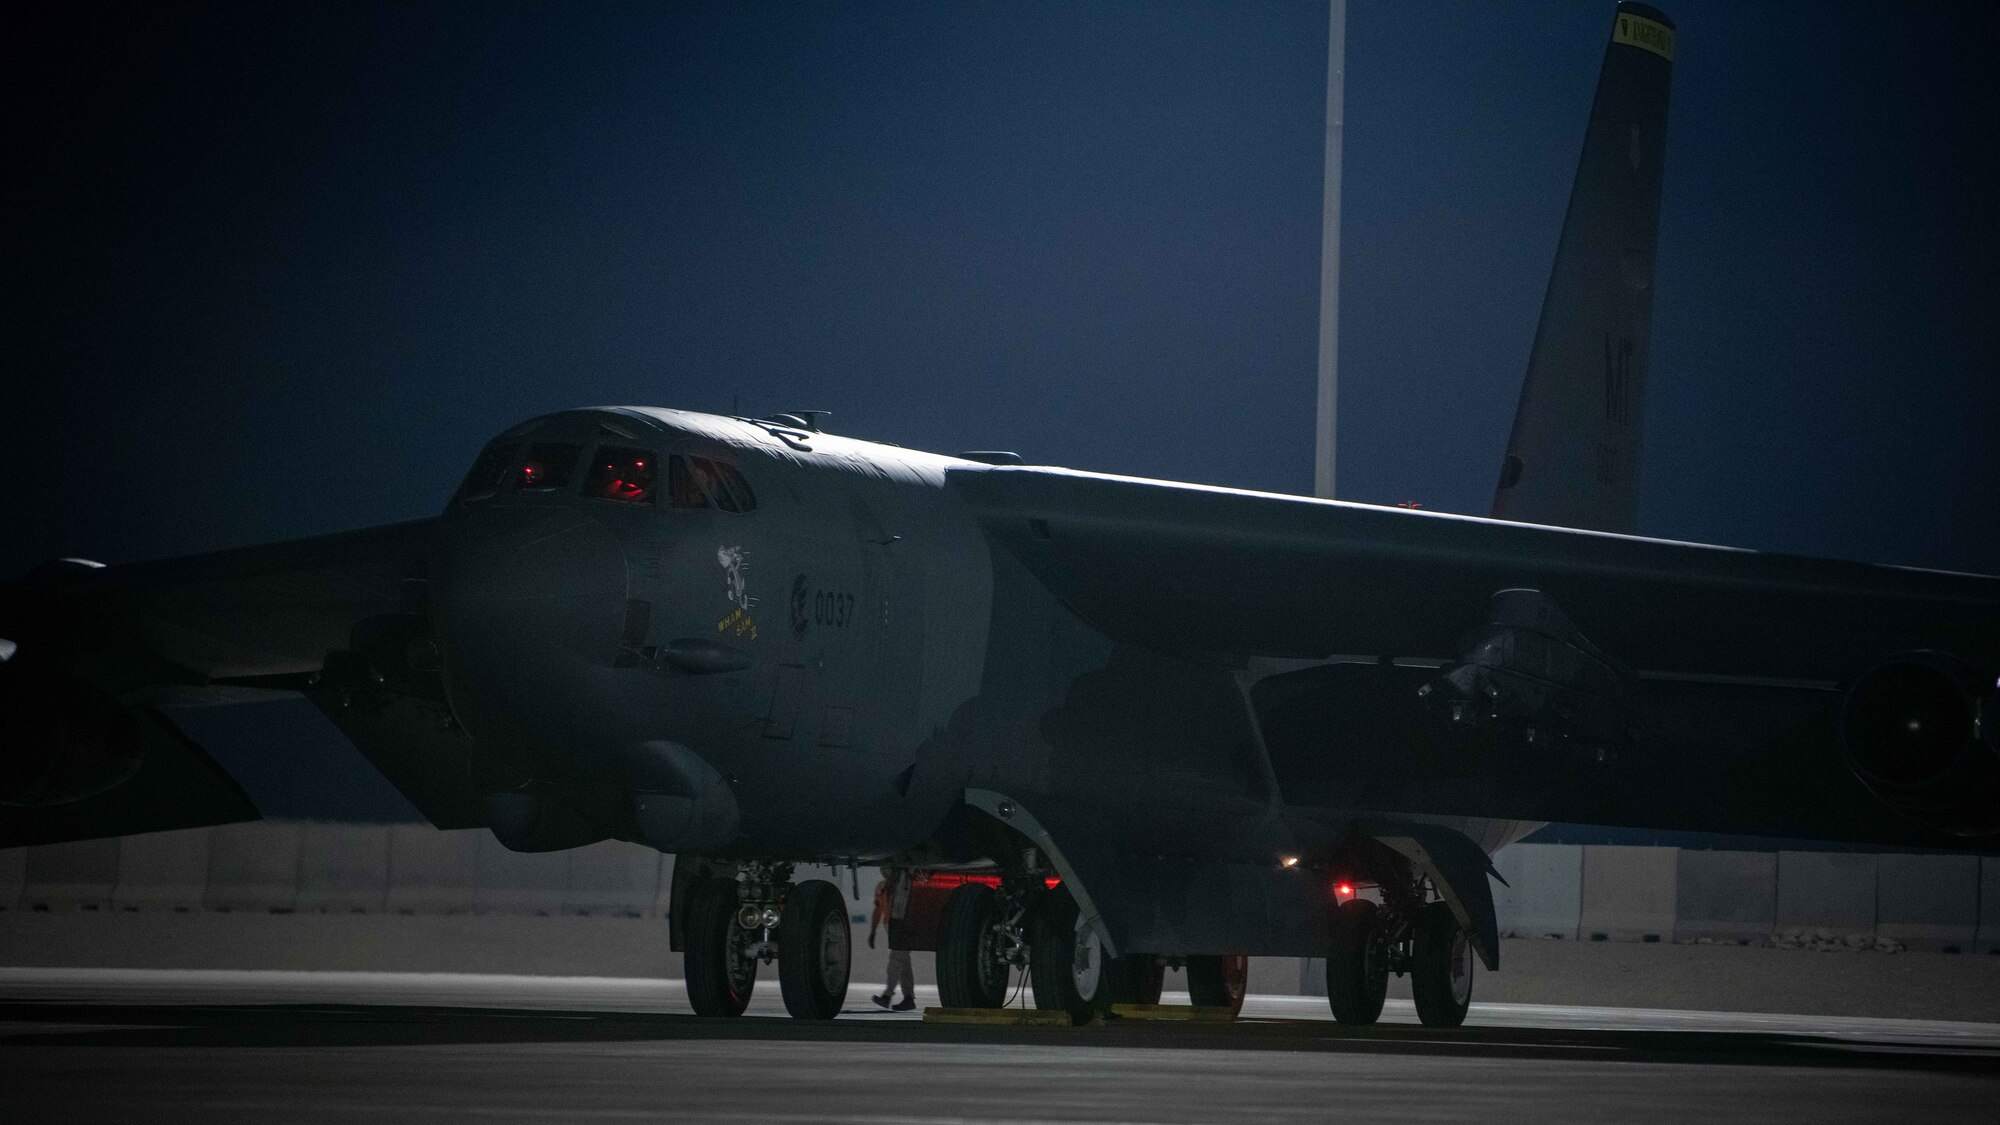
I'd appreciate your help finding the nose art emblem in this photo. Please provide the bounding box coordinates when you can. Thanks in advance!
[716,544,758,639]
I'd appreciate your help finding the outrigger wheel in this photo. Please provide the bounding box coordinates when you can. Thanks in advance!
[1410,900,1474,1028]
[1185,954,1249,1016]
[778,879,852,1019]
[684,878,756,1017]
[936,882,1012,1008]
[1326,898,1390,1024]
[1029,886,1114,1024]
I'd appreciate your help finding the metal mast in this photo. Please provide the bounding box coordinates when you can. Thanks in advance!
[1313,0,1346,500]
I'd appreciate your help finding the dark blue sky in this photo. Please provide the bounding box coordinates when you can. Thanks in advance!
[10,2,1996,819]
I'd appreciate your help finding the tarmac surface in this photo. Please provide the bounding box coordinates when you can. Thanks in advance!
[4,969,1997,1124]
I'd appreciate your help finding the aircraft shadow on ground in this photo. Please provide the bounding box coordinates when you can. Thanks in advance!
[1,1001,1996,1075]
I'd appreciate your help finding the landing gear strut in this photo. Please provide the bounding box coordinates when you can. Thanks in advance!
[683,862,853,1020]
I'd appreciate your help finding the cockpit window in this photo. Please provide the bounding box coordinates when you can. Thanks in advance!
[586,446,657,504]
[455,441,522,503]
[667,455,707,509]
[667,455,759,513]
[516,442,582,491]
[710,461,758,512]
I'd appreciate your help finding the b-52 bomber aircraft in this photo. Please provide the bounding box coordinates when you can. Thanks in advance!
[4,4,1996,1027]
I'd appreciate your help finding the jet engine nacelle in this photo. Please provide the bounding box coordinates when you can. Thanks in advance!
[1840,653,2000,838]
[0,657,145,807]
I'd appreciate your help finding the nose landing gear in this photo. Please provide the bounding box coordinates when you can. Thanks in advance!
[682,862,854,1020]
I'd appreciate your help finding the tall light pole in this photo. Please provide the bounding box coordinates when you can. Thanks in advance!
[1313,0,1346,501]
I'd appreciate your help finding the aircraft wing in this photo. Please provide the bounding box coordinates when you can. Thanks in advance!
[950,466,2000,850]
[951,467,1996,674]
[17,518,440,686]
[1,519,440,846]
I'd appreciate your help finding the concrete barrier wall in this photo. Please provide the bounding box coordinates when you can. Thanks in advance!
[562,842,663,917]
[1674,850,1776,942]
[1980,857,2000,955]
[296,823,391,913]
[204,823,303,912]
[385,826,480,913]
[1775,851,1877,937]
[2,830,1994,951]
[474,835,569,915]
[1876,853,1980,952]
[1579,846,1678,942]
[22,838,121,909]
[1493,843,1581,939]
[113,828,211,911]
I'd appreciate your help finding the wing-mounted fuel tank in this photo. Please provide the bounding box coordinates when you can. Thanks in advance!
[1840,652,2000,838]
[1421,588,1635,760]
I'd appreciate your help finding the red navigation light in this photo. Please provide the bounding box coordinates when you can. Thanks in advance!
[1336,881,1355,898]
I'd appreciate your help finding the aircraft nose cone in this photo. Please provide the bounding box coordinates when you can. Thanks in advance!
[437,505,628,751]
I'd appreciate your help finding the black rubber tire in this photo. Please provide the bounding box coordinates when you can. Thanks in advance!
[1185,954,1249,1016]
[1410,900,1474,1028]
[936,883,1010,1008]
[684,878,755,1017]
[1107,956,1166,1006]
[778,880,852,1019]
[1326,898,1389,1025]
[1028,887,1113,1024]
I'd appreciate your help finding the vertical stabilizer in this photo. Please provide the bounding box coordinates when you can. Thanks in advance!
[1489,3,1674,533]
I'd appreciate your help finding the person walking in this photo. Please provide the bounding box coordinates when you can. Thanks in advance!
[869,872,917,1011]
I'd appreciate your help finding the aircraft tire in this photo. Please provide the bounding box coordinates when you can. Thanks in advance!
[1410,900,1474,1028]
[684,878,756,1017]
[936,883,1010,1008]
[1106,956,1165,1007]
[1325,898,1389,1024]
[778,880,852,1019]
[1185,954,1248,1015]
[1028,887,1113,1024]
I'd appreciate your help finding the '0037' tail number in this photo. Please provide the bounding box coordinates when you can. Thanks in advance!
[789,573,855,638]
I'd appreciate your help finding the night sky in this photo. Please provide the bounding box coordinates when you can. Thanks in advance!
[10,1,1997,823]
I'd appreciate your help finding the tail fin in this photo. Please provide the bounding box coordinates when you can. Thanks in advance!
[1489,3,1675,534]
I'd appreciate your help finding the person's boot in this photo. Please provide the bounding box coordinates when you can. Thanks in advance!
[872,993,892,1010]
[891,996,917,1011]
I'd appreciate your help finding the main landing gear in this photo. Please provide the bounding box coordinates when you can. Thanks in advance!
[935,879,1025,1009]
[1103,953,1247,1016]
[934,879,1137,1025]
[1326,887,1473,1028]
[933,879,1249,1024]
[683,862,853,1020]
[1185,954,1250,1016]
